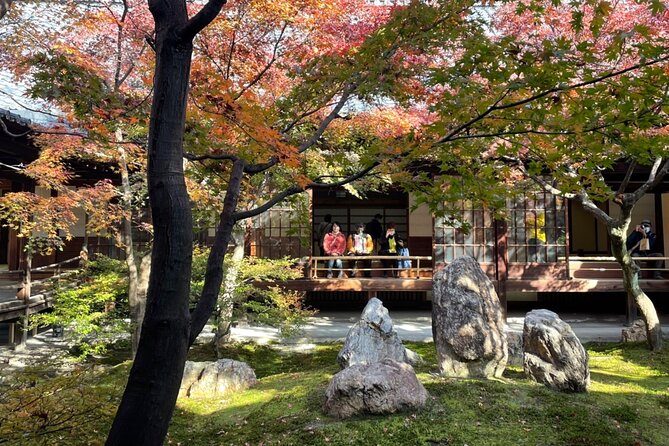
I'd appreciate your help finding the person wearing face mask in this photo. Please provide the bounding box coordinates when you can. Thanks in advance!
[626,219,664,279]
[346,222,374,278]
[379,222,400,277]
[323,222,346,278]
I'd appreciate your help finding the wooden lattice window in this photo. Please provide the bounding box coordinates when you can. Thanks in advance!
[434,203,495,264]
[507,191,567,264]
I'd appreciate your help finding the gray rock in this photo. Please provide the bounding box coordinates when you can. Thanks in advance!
[621,319,647,343]
[323,359,427,418]
[179,359,257,399]
[431,256,508,378]
[337,297,421,368]
[506,330,524,367]
[523,309,589,393]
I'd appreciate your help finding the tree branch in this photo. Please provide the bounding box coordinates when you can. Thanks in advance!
[0,0,13,20]
[616,160,637,196]
[245,82,358,174]
[233,22,288,101]
[189,158,245,345]
[180,0,228,42]
[436,54,669,144]
[631,157,669,203]
[234,162,378,221]
[183,151,239,162]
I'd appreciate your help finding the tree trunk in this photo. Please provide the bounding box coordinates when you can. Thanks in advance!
[118,143,152,358]
[214,222,245,355]
[106,8,195,444]
[189,159,244,346]
[610,223,663,351]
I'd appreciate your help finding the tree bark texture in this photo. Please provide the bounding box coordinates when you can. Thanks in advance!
[189,159,244,346]
[118,144,151,358]
[609,221,663,351]
[106,5,195,444]
[215,222,245,355]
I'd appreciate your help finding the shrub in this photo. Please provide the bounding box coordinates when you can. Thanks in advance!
[31,255,129,359]
[190,246,315,337]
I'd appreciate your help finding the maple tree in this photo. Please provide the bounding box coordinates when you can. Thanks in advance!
[397,0,669,349]
[3,0,669,443]
[0,0,155,355]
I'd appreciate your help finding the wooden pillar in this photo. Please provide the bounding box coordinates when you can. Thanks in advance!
[495,218,508,320]
[8,322,15,344]
[625,290,637,325]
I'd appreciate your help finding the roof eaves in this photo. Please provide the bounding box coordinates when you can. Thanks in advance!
[0,107,31,127]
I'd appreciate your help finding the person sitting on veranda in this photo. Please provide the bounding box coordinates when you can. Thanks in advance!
[626,219,664,279]
[346,222,374,278]
[323,221,346,278]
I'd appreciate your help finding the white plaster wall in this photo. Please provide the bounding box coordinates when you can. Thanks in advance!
[408,193,432,237]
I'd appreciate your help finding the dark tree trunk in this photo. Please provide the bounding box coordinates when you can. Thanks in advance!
[107,0,227,442]
[106,6,195,445]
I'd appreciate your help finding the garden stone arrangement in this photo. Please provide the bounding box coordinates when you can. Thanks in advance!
[523,309,590,393]
[325,297,427,417]
[323,358,428,418]
[432,256,508,378]
[179,359,257,399]
[337,297,421,368]
[621,319,647,343]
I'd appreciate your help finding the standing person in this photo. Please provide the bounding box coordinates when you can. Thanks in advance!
[378,222,400,277]
[396,238,411,274]
[626,219,664,279]
[365,213,383,251]
[346,222,374,277]
[323,221,346,278]
[315,214,332,256]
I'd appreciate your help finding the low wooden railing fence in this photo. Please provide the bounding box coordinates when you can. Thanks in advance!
[308,255,433,279]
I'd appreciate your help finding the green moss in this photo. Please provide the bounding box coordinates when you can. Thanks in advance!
[2,341,668,445]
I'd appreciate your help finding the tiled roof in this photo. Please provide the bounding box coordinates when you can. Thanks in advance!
[0,70,60,127]
[0,107,31,127]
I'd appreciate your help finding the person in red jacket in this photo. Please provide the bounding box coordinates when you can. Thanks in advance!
[323,222,346,278]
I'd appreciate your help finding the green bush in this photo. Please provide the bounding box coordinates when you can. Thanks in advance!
[190,246,315,337]
[31,255,129,359]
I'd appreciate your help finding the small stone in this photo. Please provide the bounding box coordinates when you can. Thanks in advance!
[179,359,257,399]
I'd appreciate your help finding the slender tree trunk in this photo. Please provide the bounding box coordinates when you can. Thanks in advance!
[118,142,152,357]
[106,7,196,444]
[610,222,663,351]
[214,222,245,355]
[189,160,244,346]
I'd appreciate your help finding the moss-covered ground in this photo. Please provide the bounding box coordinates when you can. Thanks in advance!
[1,341,667,445]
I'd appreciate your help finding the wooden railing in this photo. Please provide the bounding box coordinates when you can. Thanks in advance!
[308,255,433,279]
[568,255,669,279]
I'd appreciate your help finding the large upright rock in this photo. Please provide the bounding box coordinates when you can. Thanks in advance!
[523,309,589,393]
[432,256,508,378]
[323,359,427,418]
[337,297,421,369]
[179,359,257,399]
